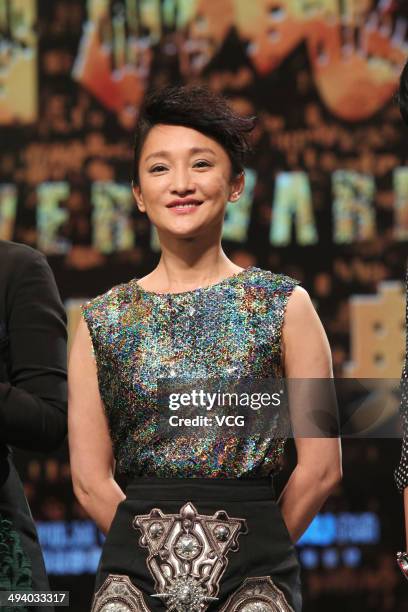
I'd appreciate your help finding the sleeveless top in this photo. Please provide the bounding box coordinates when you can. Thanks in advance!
[81,266,300,479]
[395,267,408,493]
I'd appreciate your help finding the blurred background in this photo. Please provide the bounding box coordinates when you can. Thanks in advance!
[2,0,408,609]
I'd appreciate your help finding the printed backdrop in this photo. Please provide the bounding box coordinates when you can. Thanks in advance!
[2,0,408,376]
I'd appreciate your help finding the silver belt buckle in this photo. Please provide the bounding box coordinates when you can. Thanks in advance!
[133,501,248,611]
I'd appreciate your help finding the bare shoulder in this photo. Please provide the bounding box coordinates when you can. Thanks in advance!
[282,286,332,376]
[75,315,92,341]
[284,286,315,323]
[283,285,327,345]
[69,316,95,368]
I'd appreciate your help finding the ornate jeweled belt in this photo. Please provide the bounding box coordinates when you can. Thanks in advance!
[133,501,247,611]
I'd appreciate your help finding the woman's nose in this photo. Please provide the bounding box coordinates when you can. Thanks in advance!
[170,168,195,193]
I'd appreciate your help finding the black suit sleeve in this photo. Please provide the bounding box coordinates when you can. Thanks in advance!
[0,250,67,451]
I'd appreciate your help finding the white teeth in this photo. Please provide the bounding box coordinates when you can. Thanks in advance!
[172,203,199,208]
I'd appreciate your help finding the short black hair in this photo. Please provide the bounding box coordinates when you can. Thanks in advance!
[398,58,408,125]
[132,84,257,186]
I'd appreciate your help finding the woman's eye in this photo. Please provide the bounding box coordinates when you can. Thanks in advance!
[150,159,211,172]
[194,160,210,167]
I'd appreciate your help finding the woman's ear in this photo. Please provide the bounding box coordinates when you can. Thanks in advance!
[132,182,146,213]
[228,171,245,202]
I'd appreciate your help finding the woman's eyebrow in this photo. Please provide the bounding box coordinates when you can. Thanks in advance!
[145,147,216,163]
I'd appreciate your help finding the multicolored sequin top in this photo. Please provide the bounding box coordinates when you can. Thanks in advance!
[81,266,300,478]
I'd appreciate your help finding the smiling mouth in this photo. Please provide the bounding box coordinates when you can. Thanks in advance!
[167,201,203,209]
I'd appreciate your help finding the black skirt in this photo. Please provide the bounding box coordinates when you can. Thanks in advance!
[91,477,302,611]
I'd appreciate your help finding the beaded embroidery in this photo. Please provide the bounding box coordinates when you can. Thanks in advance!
[0,512,32,612]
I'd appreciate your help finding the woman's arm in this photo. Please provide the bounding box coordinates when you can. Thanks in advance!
[277,286,342,544]
[396,380,408,550]
[68,316,125,535]
[0,248,67,451]
[396,433,408,571]
[395,359,408,551]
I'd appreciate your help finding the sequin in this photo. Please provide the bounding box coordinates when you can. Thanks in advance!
[81,266,300,478]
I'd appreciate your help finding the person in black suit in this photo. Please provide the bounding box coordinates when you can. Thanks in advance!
[0,240,67,607]
[395,58,408,579]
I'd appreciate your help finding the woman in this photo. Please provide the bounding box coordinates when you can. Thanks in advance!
[394,58,408,580]
[69,84,342,611]
[0,240,67,610]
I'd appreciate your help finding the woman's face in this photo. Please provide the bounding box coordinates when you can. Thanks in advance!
[132,124,244,237]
